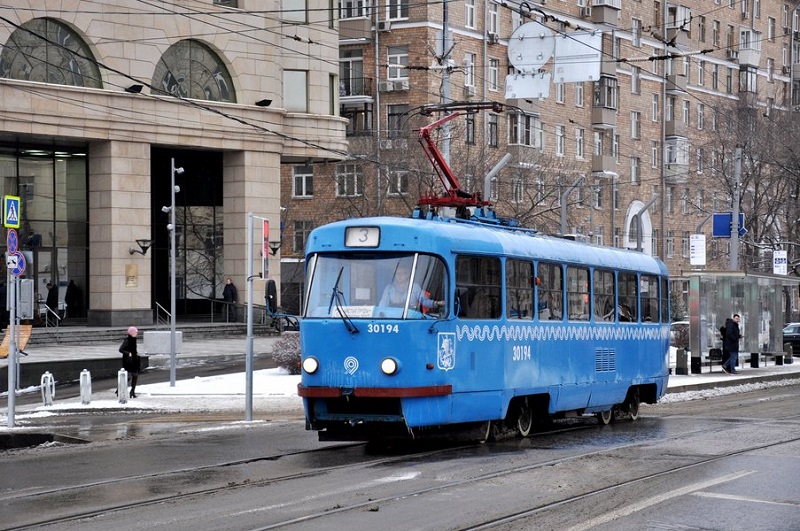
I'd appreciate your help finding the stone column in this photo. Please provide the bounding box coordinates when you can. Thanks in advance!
[223,150,282,307]
[88,140,153,326]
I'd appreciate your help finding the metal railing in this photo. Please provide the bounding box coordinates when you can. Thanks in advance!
[154,302,171,328]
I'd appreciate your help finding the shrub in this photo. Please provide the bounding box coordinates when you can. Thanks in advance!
[271,332,301,375]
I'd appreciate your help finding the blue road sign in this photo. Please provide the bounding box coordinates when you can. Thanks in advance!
[4,195,20,229]
[711,212,746,238]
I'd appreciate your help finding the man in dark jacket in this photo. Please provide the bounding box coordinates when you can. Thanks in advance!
[722,314,742,374]
[222,277,238,322]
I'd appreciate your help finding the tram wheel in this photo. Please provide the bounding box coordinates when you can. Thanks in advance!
[596,409,613,425]
[516,399,533,437]
[625,389,641,421]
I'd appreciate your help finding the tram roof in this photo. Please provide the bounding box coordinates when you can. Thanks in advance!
[308,216,668,276]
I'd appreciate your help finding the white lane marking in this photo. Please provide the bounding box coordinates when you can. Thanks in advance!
[565,470,755,531]
[694,491,800,507]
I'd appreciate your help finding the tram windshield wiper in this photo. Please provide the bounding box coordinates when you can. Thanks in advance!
[328,267,359,334]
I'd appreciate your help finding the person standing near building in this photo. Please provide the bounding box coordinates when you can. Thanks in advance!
[722,313,743,374]
[120,326,140,398]
[223,277,238,322]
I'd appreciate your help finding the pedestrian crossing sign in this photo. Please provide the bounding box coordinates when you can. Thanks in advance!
[3,195,20,229]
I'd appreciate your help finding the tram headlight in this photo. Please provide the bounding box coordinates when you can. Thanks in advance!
[302,357,319,374]
[380,357,400,376]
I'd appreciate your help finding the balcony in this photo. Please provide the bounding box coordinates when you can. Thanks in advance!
[664,119,686,137]
[591,0,621,26]
[591,154,616,173]
[340,77,374,108]
[665,74,687,93]
[339,17,373,40]
[738,46,761,67]
[591,106,616,129]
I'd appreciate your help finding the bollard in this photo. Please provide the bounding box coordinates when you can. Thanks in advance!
[41,371,55,406]
[79,369,92,405]
[675,348,688,375]
[117,369,128,404]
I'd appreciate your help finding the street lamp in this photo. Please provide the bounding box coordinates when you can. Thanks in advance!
[163,158,183,387]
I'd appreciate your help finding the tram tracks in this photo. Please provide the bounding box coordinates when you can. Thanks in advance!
[6,407,800,530]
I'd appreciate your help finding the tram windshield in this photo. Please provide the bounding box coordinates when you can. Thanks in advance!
[304,253,448,320]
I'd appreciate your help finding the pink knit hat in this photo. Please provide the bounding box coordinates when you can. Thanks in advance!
[128,326,138,336]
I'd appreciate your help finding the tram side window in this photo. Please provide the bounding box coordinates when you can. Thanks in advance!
[641,275,660,322]
[506,259,533,319]
[536,262,563,321]
[456,255,502,319]
[567,266,590,320]
[660,277,669,323]
[594,269,615,321]
[618,272,638,322]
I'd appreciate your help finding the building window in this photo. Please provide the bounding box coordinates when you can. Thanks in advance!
[464,53,476,86]
[388,168,408,195]
[631,66,641,93]
[283,70,308,112]
[293,220,313,254]
[489,3,498,33]
[488,59,499,91]
[682,100,690,125]
[388,0,409,19]
[768,17,776,41]
[712,64,719,90]
[699,16,706,41]
[594,77,618,109]
[340,0,371,19]
[698,60,705,85]
[697,147,705,173]
[576,128,585,159]
[292,164,313,197]
[631,111,640,138]
[282,0,307,22]
[466,114,475,144]
[387,46,409,79]
[682,190,690,214]
[335,163,364,196]
[556,125,565,155]
[613,134,619,161]
[713,20,720,46]
[652,93,659,121]
[632,18,642,46]
[575,83,584,107]
[512,178,524,203]
[651,140,659,168]
[465,0,476,28]
[387,104,409,138]
[739,66,758,92]
[556,82,565,103]
[697,103,705,129]
[666,231,675,258]
[488,113,498,147]
[509,112,541,147]
[631,157,640,184]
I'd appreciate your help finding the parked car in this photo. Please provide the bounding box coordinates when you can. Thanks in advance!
[782,323,800,356]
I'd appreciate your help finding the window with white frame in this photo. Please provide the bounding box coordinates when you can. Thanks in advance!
[387,46,408,79]
[388,167,408,195]
[576,128,585,158]
[594,77,618,109]
[666,231,674,258]
[575,83,584,106]
[293,220,313,254]
[340,0,371,19]
[490,176,498,200]
[466,114,475,144]
[698,60,705,85]
[682,100,690,125]
[335,162,364,196]
[768,17,775,41]
[681,231,689,257]
[512,177,524,203]
[631,66,641,93]
[682,190,690,214]
[489,59,499,91]
[696,189,704,212]
[292,164,314,197]
[632,18,642,46]
[556,125,565,155]
[509,112,541,148]
[697,103,705,129]
[651,140,659,167]
[594,131,603,156]
[387,0,408,20]
[613,134,619,161]
[712,64,719,90]
[652,93,659,121]
[535,173,545,203]
[739,66,757,92]
[697,148,705,173]
[556,82,565,103]
[594,182,603,209]
[631,111,640,138]
[465,0,476,28]
[489,3,498,33]
[464,53,476,86]
[768,58,774,82]
[666,186,674,213]
[631,157,640,183]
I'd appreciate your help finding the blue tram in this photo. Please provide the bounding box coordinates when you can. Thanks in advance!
[297,215,670,442]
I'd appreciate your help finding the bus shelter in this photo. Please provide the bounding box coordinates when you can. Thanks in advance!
[685,271,800,363]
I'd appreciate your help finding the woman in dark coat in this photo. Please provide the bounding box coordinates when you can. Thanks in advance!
[120,326,140,398]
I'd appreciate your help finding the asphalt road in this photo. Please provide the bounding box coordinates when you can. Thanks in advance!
[2,381,799,530]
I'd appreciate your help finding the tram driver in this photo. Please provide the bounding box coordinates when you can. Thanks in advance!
[379,265,444,311]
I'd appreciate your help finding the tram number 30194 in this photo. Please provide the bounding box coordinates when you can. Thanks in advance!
[367,323,400,334]
[512,344,531,361]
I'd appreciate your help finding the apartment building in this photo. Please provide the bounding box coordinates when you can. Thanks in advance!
[0,0,346,325]
[279,0,800,314]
